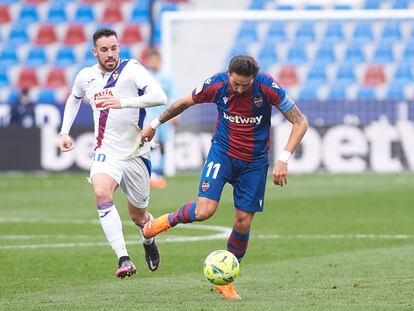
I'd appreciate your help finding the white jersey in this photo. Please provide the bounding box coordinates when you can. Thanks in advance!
[62,59,166,160]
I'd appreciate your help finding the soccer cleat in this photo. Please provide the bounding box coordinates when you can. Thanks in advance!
[215,283,241,300]
[143,214,171,238]
[143,239,161,271]
[115,256,136,279]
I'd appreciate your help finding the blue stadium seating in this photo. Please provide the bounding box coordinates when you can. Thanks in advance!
[381,22,401,43]
[120,48,132,60]
[37,89,57,104]
[295,22,315,43]
[372,44,394,64]
[328,84,347,101]
[343,44,365,64]
[307,65,327,85]
[276,4,294,10]
[324,22,345,43]
[55,47,76,67]
[286,45,307,64]
[402,41,414,64]
[8,24,29,46]
[314,44,335,65]
[266,22,286,42]
[130,2,151,23]
[393,65,413,84]
[18,5,39,24]
[386,82,405,100]
[392,0,411,9]
[357,87,377,101]
[236,21,258,45]
[73,5,95,23]
[26,47,48,67]
[0,68,9,87]
[364,0,380,9]
[335,64,356,84]
[305,5,322,10]
[0,49,19,67]
[298,85,318,100]
[353,22,374,43]
[47,4,68,24]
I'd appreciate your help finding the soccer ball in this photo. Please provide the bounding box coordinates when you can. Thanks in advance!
[203,250,240,285]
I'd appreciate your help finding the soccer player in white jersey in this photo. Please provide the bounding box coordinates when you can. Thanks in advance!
[58,28,167,278]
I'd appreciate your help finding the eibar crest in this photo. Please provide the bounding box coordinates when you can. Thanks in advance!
[253,96,263,107]
[201,181,210,192]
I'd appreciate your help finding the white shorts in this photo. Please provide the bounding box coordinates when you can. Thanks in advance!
[90,152,151,208]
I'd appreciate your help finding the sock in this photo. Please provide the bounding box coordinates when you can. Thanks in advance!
[136,212,154,245]
[227,228,250,262]
[168,201,197,227]
[97,201,128,259]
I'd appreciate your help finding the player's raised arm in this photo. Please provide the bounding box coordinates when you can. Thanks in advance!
[273,103,308,186]
[140,93,196,144]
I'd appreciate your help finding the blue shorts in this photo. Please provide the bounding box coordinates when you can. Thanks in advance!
[198,147,269,213]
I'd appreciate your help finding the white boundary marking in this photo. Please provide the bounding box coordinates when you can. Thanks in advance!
[0,217,412,250]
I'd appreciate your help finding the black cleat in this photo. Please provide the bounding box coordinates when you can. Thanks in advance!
[115,256,136,279]
[143,239,160,271]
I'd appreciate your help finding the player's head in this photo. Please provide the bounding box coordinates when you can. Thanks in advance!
[92,28,120,72]
[143,47,161,72]
[228,55,259,96]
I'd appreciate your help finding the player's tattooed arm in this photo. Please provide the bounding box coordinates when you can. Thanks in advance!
[158,94,196,123]
[277,104,309,153]
[278,105,307,126]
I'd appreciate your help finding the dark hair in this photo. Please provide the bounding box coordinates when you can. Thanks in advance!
[93,28,118,46]
[228,55,259,77]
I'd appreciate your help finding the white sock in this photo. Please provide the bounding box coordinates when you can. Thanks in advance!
[137,212,154,245]
[97,204,128,259]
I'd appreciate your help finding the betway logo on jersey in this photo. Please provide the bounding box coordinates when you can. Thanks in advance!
[223,112,263,124]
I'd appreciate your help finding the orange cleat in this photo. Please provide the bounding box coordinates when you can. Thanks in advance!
[215,283,241,300]
[143,214,171,238]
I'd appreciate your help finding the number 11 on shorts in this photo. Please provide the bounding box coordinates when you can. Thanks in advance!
[205,162,221,179]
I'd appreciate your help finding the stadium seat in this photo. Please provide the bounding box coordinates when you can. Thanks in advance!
[314,44,335,65]
[236,21,258,45]
[0,49,19,66]
[363,65,386,86]
[295,22,315,43]
[7,88,20,104]
[101,4,123,23]
[258,42,277,66]
[334,4,351,10]
[35,24,58,45]
[298,85,318,100]
[335,64,356,84]
[328,84,347,101]
[307,65,327,85]
[47,4,68,24]
[54,46,76,67]
[277,66,298,87]
[73,5,95,23]
[82,48,96,67]
[364,0,380,9]
[385,82,405,100]
[18,5,39,24]
[63,24,86,45]
[324,22,344,43]
[392,0,410,9]
[372,44,394,64]
[120,48,132,60]
[249,0,266,9]
[8,24,29,46]
[393,64,413,84]
[276,4,294,10]
[0,5,11,24]
[304,4,322,10]
[130,2,150,23]
[353,22,374,43]
[381,22,401,43]
[266,21,286,42]
[45,67,67,88]
[121,24,143,44]
[343,44,365,64]
[37,88,57,104]
[0,68,9,87]
[402,42,414,64]
[356,87,377,101]
[26,46,48,67]
[16,68,39,88]
[286,45,307,64]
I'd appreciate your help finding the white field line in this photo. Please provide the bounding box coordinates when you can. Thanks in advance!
[0,217,412,250]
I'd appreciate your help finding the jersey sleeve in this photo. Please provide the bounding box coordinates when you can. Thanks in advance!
[71,70,86,99]
[192,74,221,103]
[262,75,295,112]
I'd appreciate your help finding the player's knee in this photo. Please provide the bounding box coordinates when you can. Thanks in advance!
[195,201,216,220]
[94,187,113,203]
[234,215,253,233]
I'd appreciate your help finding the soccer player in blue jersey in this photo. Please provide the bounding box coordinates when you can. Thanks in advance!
[140,55,308,299]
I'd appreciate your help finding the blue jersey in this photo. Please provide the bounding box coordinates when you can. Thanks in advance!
[192,72,294,162]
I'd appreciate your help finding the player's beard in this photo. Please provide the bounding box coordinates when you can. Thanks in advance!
[100,57,118,72]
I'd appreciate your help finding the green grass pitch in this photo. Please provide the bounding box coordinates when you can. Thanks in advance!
[0,172,413,310]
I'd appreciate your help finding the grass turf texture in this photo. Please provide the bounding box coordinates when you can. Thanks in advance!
[0,173,413,310]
